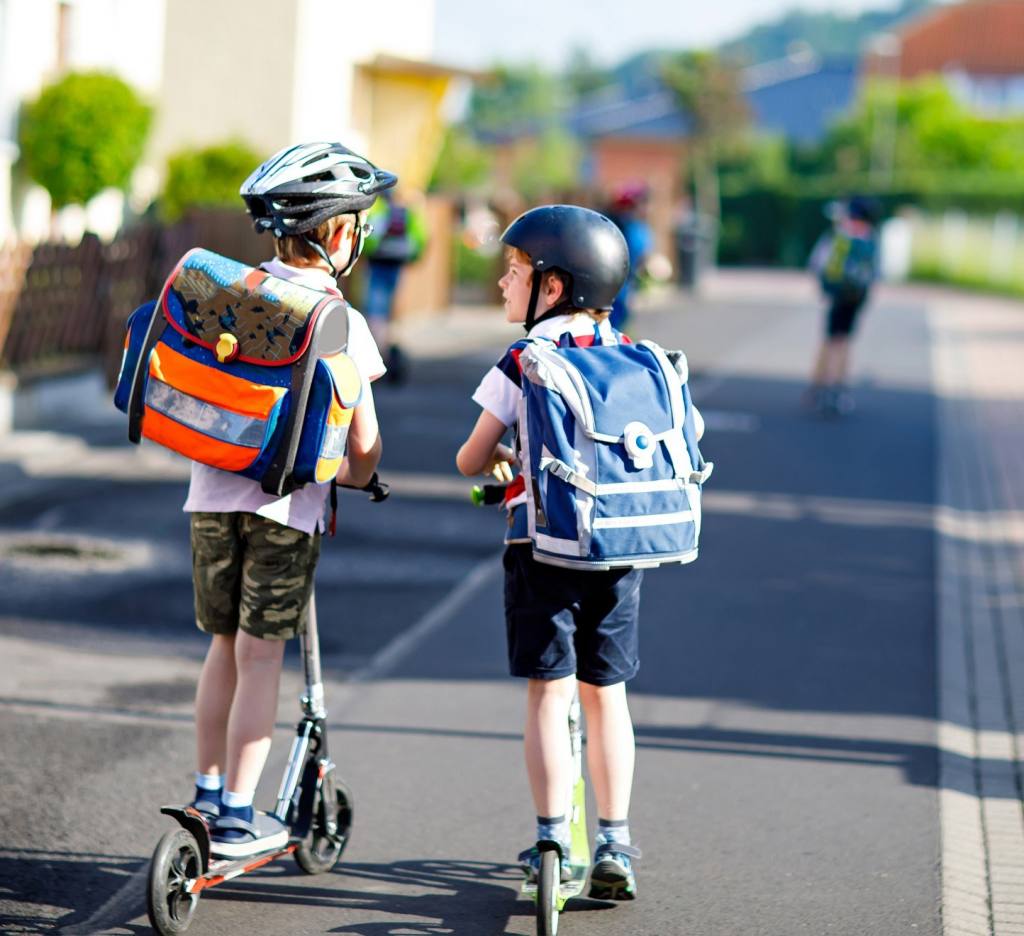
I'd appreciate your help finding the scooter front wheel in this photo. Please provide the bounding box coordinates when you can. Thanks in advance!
[147,828,202,935]
[295,777,353,874]
[536,848,560,935]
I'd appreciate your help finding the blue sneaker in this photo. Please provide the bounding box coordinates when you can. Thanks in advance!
[588,842,641,900]
[210,806,288,859]
[190,787,221,821]
[518,841,572,884]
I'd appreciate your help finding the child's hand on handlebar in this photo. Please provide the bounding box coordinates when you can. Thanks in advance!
[484,444,516,483]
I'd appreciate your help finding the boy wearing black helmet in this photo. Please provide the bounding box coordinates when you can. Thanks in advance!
[184,142,394,858]
[456,205,704,900]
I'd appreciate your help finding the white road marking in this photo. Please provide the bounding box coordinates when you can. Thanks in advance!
[347,552,502,683]
[59,864,147,935]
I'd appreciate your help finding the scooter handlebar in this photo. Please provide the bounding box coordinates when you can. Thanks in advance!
[338,472,390,502]
[471,483,509,506]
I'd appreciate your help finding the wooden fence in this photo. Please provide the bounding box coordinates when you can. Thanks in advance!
[0,213,238,380]
[0,198,456,381]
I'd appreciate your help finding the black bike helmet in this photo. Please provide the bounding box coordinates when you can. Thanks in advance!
[501,205,630,328]
[240,142,397,237]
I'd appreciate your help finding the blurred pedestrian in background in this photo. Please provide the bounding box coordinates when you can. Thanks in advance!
[363,189,428,384]
[606,182,654,332]
[807,195,882,415]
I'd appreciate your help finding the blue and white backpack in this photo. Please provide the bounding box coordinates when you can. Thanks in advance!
[517,331,712,570]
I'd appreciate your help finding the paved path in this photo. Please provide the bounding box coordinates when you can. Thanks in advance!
[0,272,1021,934]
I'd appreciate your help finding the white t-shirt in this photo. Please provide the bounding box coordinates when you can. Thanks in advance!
[471,314,622,515]
[182,258,385,535]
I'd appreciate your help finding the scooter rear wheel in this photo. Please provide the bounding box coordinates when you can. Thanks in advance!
[147,828,202,935]
[536,848,560,935]
[295,777,353,874]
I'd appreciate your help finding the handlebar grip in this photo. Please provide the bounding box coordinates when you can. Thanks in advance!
[471,483,508,506]
[338,473,389,502]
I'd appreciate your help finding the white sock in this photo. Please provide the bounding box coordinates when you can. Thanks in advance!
[195,772,223,791]
[222,789,254,809]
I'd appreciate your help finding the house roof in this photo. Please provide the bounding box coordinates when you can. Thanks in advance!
[567,89,692,139]
[893,0,1024,77]
[743,57,858,145]
[478,51,857,148]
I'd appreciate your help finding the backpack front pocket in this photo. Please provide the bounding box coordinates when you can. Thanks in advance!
[142,342,287,471]
[293,353,362,485]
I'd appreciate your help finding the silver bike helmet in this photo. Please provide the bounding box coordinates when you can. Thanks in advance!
[240,142,397,237]
[241,142,397,276]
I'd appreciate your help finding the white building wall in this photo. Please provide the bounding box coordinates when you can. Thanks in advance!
[150,0,300,175]
[0,0,164,240]
[289,0,436,155]
[66,0,165,95]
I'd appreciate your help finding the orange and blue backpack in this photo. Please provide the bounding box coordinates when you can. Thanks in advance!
[114,248,362,496]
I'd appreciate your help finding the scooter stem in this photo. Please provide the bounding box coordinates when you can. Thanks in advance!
[301,592,326,720]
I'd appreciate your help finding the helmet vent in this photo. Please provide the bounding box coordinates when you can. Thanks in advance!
[351,166,371,180]
[302,152,330,166]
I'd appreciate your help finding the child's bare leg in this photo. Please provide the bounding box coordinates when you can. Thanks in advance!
[810,341,830,388]
[225,631,286,797]
[829,336,852,385]
[524,676,576,816]
[578,681,635,820]
[195,633,237,775]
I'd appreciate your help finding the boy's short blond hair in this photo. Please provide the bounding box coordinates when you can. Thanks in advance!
[274,214,350,265]
[507,247,609,322]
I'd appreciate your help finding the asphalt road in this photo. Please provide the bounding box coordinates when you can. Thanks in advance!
[0,274,940,935]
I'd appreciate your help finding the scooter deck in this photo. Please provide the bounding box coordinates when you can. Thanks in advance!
[188,843,298,894]
[520,774,590,908]
[521,863,589,905]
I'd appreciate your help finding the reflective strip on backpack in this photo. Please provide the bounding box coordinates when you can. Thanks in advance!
[145,378,269,447]
[538,454,697,496]
[321,423,348,460]
[592,510,694,530]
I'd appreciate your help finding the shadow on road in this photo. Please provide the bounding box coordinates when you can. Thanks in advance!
[199,857,616,936]
[0,848,145,934]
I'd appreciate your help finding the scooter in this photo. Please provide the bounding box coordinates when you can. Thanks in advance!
[522,690,590,936]
[146,475,389,936]
[472,482,590,935]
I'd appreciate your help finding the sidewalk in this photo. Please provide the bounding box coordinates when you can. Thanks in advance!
[931,292,1024,936]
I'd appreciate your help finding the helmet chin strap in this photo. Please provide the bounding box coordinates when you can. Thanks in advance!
[303,222,366,282]
[524,274,543,332]
[524,267,575,332]
[524,282,574,333]
[303,236,338,279]
[338,223,365,278]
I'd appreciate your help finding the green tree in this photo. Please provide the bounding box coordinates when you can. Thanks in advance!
[161,140,261,221]
[511,129,582,201]
[429,126,495,192]
[17,71,152,209]
[819,78,1024,184]
[662,51,750,228]
[564,47,610,98]
[468,64,567,137]
[719,0,932,63]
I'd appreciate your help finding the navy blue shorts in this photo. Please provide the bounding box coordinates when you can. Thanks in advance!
[503,544,642,686]
[827,290,867,337]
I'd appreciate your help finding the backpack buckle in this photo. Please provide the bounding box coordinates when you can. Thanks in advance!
[623,421,655,469]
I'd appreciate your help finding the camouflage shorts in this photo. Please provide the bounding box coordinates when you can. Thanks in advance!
[190,512,321,640]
